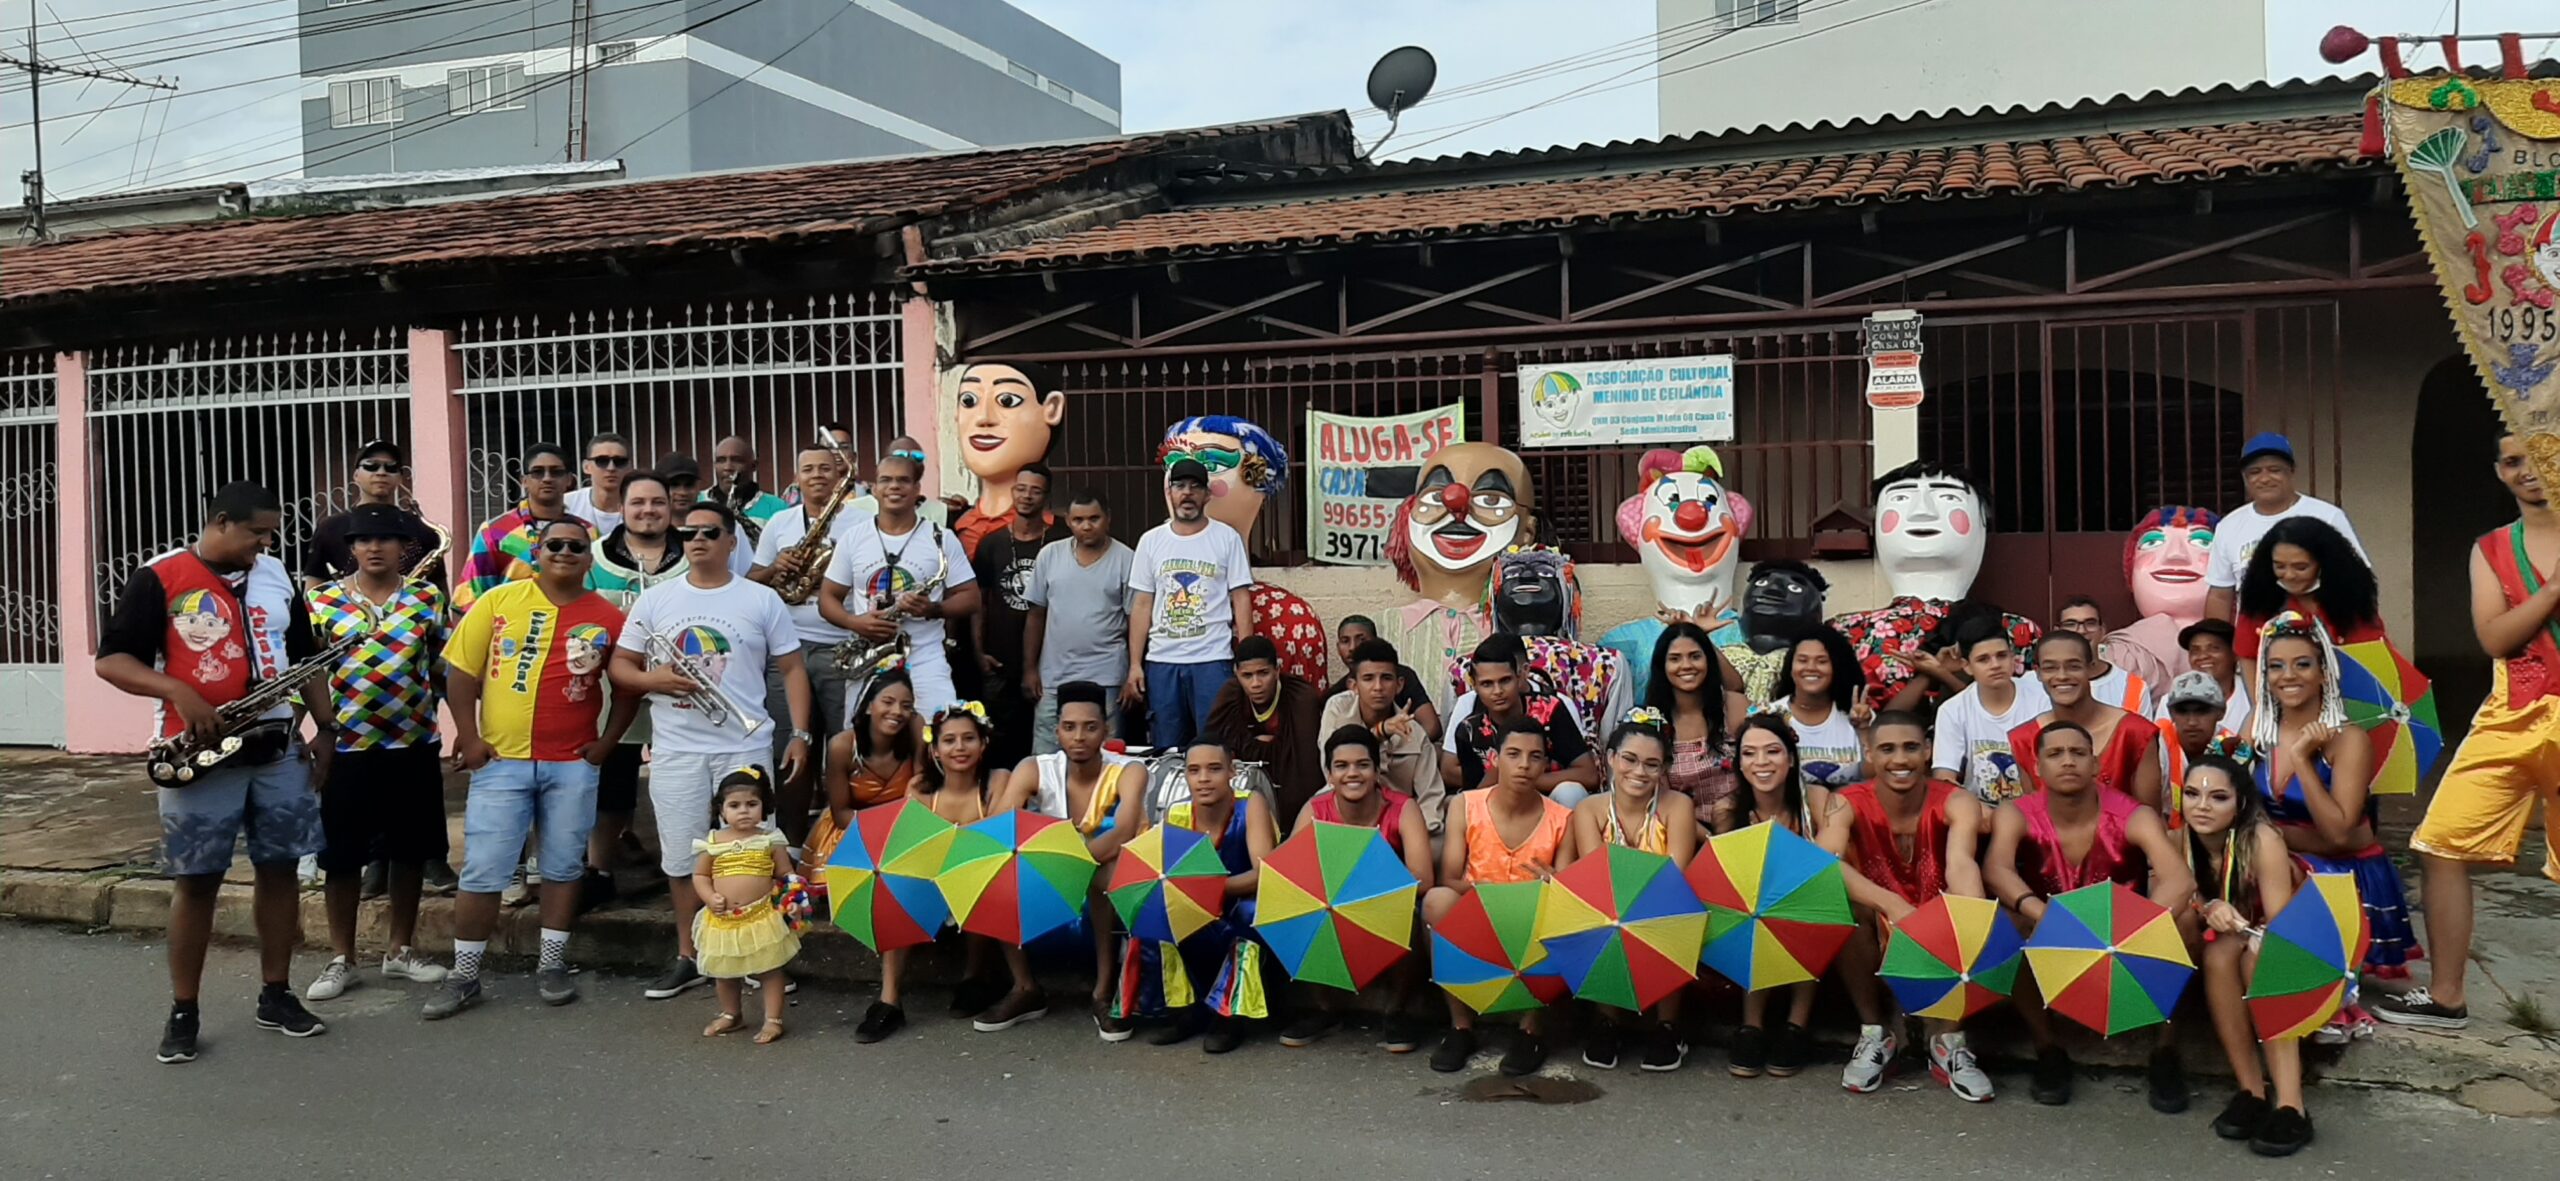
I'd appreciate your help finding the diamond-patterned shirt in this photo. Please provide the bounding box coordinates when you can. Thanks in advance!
[307,579,447,752]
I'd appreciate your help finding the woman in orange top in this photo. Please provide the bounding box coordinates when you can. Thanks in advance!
[810,672,917,867]
[1422,716,1580,1078]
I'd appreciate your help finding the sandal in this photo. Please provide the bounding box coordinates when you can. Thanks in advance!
[703,1012,743,1037]
[754,1019,786,1045]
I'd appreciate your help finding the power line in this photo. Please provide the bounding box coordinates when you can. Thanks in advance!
[0,0,616,97]
[7,5,178,239]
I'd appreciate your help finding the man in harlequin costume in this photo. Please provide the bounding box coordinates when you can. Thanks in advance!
[1600,445,1754,702]
[1159,415,1327,687]
[1381,442,1531,717]
[1724,559,1830,709]
[2103,505,2220,691]
[1829,461,2039,712]
[1480,546,1632,750]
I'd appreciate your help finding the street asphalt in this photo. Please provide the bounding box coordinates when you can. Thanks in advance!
[6,923,2550,1180]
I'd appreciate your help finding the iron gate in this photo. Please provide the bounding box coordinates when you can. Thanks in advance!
[0,350,62,746]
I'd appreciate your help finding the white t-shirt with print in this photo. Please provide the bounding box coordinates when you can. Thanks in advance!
[564,488,624,539]
[1771,696,1864,789]
[2204,493,2365,589]
[820,516,977,679]
[1931,677,2050,803]
[617,575,798,754]
[753,503,864,647]
[1129,519,1254,665]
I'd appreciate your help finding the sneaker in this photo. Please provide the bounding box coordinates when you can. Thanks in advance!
[642,957,706,1000]
[1279,1011,1340,1048]
[360,860,389,900]
[2344,1002,2379,1039]
[1147,1011,1203,1047]
[255,987,328,1038]
[296,854,323,889]
[1497,1032,1549,1077]
[421,978,483,1021]
[1841,1024,1898,1093]
[500,876,535,909]
[537,966,579,1006]
[853,1001,906,1044]
[2030,1046,2074,1106]
[156,1006,199,1064]
[739,974,799,995]
[1728,1024,1768,1078]
[422,860,460,896]
[1581,1023,1622,1070]
[1767,1021,1808,1078]
[950,976,1005,1017]
[2310,1013,2353,1045]
[2148,1045,2191,1114]
[2371,987,2470,1030]
[1639,1030,1689,1073]
[2249,1106,2314,1157]
[578,868,618,914]
[1093,1000,1135,1044]
[2213,1089,2272,1140]
[1430,1027,1479,1073]
[305,957,358,1002]
[1929,1032,1994,1103]
[1380,1014,1426,1054]
[1202,1019,1246,1055]
[382,947,448,984]
[971,988,1050,1033]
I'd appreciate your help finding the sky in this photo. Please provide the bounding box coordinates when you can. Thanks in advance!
[0,0,2552,202]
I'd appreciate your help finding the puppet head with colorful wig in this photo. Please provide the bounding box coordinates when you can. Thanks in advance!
[1872,459,1988,603]
[1491,545,1581,639]
[2125,505,2220,625]
[1386,441,1533,609]
[1615,444,1753,618]
[1159,414,1288,540]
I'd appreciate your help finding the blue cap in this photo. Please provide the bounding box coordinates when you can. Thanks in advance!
[2239,432,2294,467]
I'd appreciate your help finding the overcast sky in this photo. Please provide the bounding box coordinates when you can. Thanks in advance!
[0,0,2551,201]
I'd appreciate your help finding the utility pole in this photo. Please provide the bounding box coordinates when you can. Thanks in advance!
[6,6,178,240]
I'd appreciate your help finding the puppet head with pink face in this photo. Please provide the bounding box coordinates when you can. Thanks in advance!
[2124,505,2219,624]
[1872,460,1987,603]
[1615,445,1754,617]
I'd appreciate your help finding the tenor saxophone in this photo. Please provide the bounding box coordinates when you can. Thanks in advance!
[773,438,858,606]
[146,598,380,787]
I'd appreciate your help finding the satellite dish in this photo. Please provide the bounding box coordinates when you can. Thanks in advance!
[1362,46,1437,159]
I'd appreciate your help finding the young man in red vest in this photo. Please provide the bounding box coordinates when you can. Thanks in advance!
[97,482,340,1064]
[2379,434,2560,1029]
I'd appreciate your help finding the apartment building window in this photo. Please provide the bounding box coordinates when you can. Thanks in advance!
[327,76,403,128]
[1007,60,1038,85]
[1047,80,1073,102]
[448,64,528,115]
[324,0,379,6]
[1714,0,1800,28]
[596,41,640,66]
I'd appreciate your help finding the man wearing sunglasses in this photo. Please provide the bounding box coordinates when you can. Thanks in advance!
[456,443,597,614]
[563,431,634,537]
[1128,456,1256,750]
[303,440,439,593]
[616,501,814,1000]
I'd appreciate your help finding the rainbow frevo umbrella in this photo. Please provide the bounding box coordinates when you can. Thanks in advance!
[2022,883,2196,1036]
[1106,824,1232,945]
[1880,894,2025,1021]
[2249,873,2372,1042]
[1534,844,1707,1010]
[2336,637,2440,796]
[937,810,1100,947]
[824,799,959,952]
[1430,882,1569,1016]
[1254,821,1419,992]
[1686,820,1857,991]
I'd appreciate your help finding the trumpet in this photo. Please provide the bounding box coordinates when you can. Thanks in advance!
[640,625,765,736]
[829,539,949,675]
[147,598,379,787]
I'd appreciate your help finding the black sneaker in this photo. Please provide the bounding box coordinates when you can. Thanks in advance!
[2370,987,2471,1030]
[1499,1032,1549,1077]
[642,957,705,1000]
[1581,1023,1622,1069]
[1728,1024,1768,1077]
[1093,1000,1135,1044]
[360,861,389,900]
[256,985,328,1038]
[578,868,618,915]
[156,1005,200,1064]
[853,1001,906,1044]
[1640,1029,1689,1073]
[2250,1105,2314,1157]
[1766,1021,1808,1078]
[422,859,460,896]
[1381,1014,1426,1054]
[1147,1011,1203,1047]
[1430,1027,1479,1073]
[2213,1089,2272,1140]
[1279,1011,1340,1048]
[2147,1045,2191,1114]
[1203,1018,1246,1055]
[971,987,1050,1033]
[2030,1046,2074,1106]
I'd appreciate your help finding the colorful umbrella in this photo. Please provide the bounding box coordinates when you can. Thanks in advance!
[1534,844,1707,1010]
[2248,873,2372,1041]
[1880,894,2025,1021]
[1429,882,1569,1015]
[2336,637,2440,796]
[938,810,1100,947]
[2021,882,2196,1036]
[823,799,959,952]
[1685,820,1857,991]
[1254,821,1419,992]
[1106,824,1232,945]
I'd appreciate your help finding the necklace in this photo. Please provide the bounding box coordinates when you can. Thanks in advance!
[1251,693,1279,723]
[1608,788,1658,848]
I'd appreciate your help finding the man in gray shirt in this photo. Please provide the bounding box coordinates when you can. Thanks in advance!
[1023,490,1136,754]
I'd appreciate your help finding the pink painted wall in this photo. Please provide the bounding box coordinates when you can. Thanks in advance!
[58,353,155,754]
[408,329,470,746]
[901,294,942,498]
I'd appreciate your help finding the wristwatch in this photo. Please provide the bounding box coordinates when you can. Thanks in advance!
[790,728,814,745]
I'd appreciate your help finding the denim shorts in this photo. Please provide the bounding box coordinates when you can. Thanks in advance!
[459,758,600,895]
[158,748,324,878]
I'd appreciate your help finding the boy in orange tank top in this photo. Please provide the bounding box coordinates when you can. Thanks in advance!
[1421,717,1579,1078]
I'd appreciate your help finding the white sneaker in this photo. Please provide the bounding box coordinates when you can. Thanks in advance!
[296,855,323,888]
[305,956,357,1002]
[383,946,449,983]
[1841,1024,1898,1093]
[1929,1032,1994,1103]
[500,873,535,909]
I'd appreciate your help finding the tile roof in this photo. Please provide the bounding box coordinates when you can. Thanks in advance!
[916,112,2375,274]
[0,117,1337,306]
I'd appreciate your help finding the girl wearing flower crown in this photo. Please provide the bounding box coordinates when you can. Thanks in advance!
[691,768,801,1044]
[1566,708,1700,1072]
[2180,745,2315,1156]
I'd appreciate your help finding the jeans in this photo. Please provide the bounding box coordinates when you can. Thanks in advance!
[766,640,851,775]
[1032,685,1124,755]
[1144,659,1233,750]
[460,759,600,895]
[1548,783,1593,810]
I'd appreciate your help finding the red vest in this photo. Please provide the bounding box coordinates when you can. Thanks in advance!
[1840,779,1957,906]
[2478,523,2560,709]
[2015,789,2147,896]
[149,550,292,740]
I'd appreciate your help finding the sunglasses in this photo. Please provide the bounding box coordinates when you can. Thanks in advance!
[1164,446,1243,474]
[587,454,631,469]
[356,461,401,474]
[524,466,573,480]
[540,537,590,555]
[673,525,727,542]
[890,448,928,463]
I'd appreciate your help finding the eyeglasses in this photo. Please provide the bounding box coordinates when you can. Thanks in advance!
[356,461,401,474]
[587,454,631,469]
[673,525,726,542]
[1163,446,1243,474]
[540,538,590,555]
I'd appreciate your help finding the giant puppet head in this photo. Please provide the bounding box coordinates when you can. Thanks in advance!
[1387,442,1533,610]
[1738,559,1829,653]
[1871,460,1988,603]
[1615,445,1754,618]
[1491,546,1581,639]
[2126,505,2220,624]
[954,361,1066,514]
[1159,415,1288,542]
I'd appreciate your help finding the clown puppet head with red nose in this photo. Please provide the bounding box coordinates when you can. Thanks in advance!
[1616,445,1754,621]
[1387,442,1533,609]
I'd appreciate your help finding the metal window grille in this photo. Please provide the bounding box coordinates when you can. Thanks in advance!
[85,330,412,611]
[454,294,904,529]
[597,40,640,66]
[0,350,61,668]
[328,76,403,128]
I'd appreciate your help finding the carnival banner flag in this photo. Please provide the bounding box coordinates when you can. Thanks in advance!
[1517,355,1736,449]
[1305,403,1464,566]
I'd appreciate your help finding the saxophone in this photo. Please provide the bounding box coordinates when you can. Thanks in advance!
[828,530,949,675]
[405,522,452,587]
[772,440,858,606]
[146,598,380,787]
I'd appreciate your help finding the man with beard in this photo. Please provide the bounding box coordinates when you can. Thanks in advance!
[971,461,1067,770]
[1126,457,1253,749]
[582,470,688,904]
[751,441,863,839]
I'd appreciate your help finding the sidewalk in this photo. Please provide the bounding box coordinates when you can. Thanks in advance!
[5,748,2553,1109]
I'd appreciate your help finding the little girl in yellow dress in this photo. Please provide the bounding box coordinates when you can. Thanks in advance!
[692,767,801,1044]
